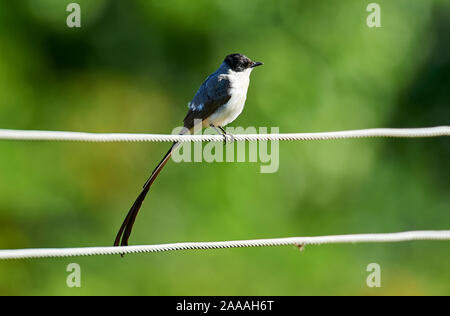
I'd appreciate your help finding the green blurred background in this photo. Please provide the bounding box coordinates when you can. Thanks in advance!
[0,0,449,295]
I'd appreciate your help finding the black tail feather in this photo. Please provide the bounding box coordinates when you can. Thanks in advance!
[114,142,178,247]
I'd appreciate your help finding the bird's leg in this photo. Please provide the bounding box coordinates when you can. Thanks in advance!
[210,124,227,144]
[218,126,235,143]
[210,124,234,143]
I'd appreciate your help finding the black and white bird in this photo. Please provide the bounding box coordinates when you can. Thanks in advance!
[114,53,263,247]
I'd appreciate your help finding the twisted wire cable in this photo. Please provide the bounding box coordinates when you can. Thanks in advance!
[1,231,449,260]
[0,126,448,143]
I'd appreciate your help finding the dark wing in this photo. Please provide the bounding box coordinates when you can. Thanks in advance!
[183,73,231,130]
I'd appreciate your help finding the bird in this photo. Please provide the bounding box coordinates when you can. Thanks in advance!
[114,53,263,247]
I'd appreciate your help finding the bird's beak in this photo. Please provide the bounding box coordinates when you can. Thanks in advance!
[251,61,264,68]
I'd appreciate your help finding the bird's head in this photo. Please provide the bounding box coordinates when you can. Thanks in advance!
[224,53,263,72]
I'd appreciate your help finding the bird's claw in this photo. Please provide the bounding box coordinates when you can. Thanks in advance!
[223,133,235,144]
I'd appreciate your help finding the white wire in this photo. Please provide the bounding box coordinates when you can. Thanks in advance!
[1,230,449,260]
[0,126,448,142]
[0,128,448,260]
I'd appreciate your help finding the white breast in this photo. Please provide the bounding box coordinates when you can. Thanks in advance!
[207,68,252,127]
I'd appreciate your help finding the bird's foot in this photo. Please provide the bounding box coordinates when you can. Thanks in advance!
[223,132,235,144]
[217,126,234,144]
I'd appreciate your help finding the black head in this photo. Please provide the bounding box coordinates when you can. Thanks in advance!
[224,53,263,72]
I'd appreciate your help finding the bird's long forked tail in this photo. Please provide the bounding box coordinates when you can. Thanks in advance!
[114,141,179,247]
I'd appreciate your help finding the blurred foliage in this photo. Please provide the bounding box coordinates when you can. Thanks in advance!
[0,0,449,295]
